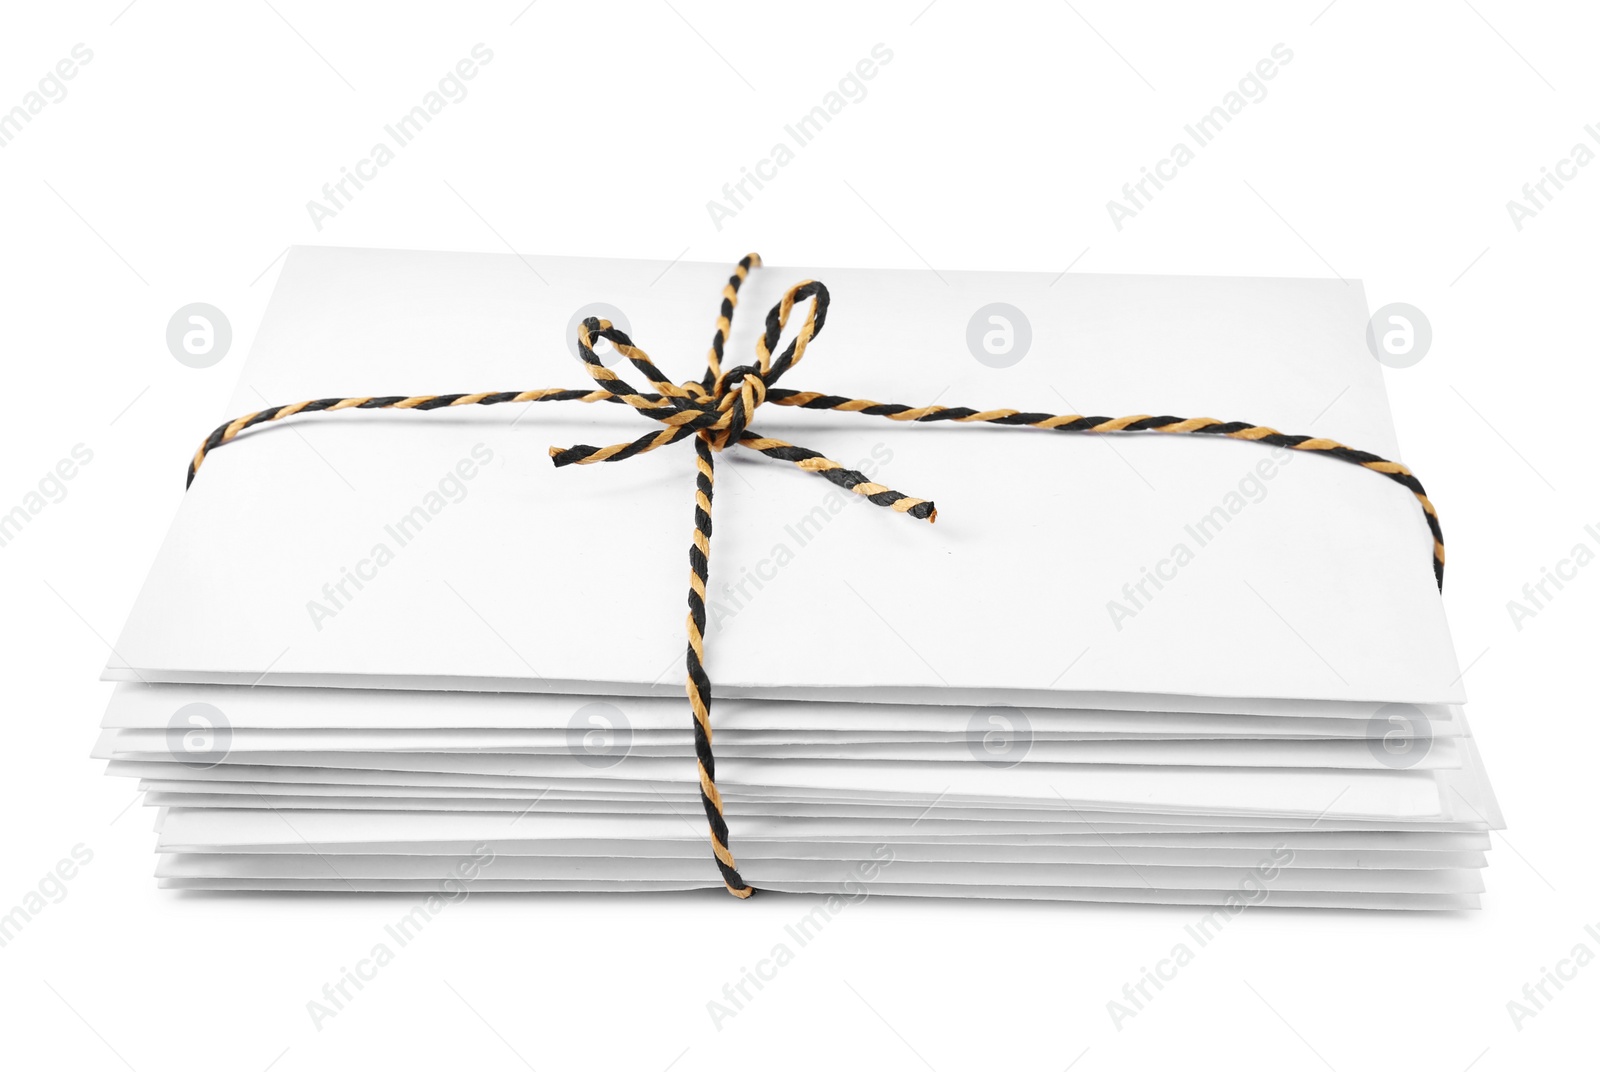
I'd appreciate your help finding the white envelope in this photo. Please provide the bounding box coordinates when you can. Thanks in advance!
[100,728,1462,771]
[106,247,1463,710]
[151,846,1485,871]
[102,682,1460,731]
[150,878,1480,910]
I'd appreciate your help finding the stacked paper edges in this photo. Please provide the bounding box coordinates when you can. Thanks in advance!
[96,247,1501,909]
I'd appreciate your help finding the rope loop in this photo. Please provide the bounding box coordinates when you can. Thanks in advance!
[556,271,828,459]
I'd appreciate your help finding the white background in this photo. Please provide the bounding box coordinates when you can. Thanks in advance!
[2,1,1596,1069]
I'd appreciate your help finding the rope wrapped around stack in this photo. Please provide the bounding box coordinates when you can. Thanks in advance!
[185,253,1446,897]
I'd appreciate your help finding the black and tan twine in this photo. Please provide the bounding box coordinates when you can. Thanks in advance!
[185,253,1446,897]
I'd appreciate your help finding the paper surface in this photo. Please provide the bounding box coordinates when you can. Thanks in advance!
[106,247,1463,708]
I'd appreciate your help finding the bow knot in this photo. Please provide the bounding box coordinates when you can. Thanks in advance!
[549,266,829,466]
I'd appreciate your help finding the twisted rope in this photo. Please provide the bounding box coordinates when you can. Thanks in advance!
[185,253,1446,897]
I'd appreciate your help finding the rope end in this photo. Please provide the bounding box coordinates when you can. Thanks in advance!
[548,445,590,468]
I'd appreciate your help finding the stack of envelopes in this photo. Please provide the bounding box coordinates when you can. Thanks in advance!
[95,247,1501,908]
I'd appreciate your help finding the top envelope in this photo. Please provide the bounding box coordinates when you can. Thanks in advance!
[107,247,1463,709]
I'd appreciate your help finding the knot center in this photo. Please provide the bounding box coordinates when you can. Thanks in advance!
[700,364,768,450]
